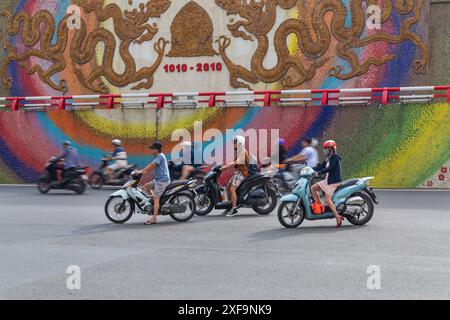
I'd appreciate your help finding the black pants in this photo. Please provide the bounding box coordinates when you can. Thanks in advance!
[61,168,77,185]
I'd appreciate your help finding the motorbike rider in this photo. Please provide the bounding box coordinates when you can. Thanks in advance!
[106,139,128,181]
[277,138,288,164]
[311,140,343,227]
[220,135,251,217]
[137,142,171,225]
[178,141,200,180]
[285,138,319,167]
[54,141,81,186]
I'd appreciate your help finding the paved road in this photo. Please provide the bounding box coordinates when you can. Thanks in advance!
[0,186,449,300]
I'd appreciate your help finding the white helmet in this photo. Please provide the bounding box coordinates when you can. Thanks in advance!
[233,135,245,147]
[180,140,192,147]
[112,139,122,146]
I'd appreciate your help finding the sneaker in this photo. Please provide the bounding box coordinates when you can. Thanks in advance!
[226,208,238,217]
[222,208,232,215]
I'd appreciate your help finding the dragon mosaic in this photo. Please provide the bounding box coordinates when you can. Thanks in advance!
[0,0,171,93]
[0,0,428,92]
[215,0,428,89]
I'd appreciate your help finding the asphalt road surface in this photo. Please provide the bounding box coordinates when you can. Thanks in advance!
[0,186,449,300]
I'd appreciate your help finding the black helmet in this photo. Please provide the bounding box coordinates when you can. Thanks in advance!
[148,142,163,152]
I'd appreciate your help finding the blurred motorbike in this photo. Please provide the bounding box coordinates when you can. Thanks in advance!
[88,157,136,190]
[37,157,89,194]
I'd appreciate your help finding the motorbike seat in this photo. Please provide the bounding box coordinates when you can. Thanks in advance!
[335,179,360,192]
[123,164,136,170]
[165,180,188,190]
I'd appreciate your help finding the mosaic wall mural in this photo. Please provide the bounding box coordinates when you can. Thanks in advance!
[0,104,449,188]
[0,0,448,188]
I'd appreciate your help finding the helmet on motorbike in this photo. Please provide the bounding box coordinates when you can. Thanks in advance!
[323,140,336,149]
[279,138,286,146]
[112,139,122,146]
[233,135,245,147]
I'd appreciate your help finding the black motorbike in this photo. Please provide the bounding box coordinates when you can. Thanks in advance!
[168,160,208,183]
[37,157,88,194]
[88,157,136,189]
[193,166,278,216]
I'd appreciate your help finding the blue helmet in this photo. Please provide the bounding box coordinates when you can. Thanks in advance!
[279,138,286,146]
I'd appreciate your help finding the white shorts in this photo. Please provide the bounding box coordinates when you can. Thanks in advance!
[147,180,170,198]
[107,163,125,172]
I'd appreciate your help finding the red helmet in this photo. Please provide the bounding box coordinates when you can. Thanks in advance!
[323,140,336,149]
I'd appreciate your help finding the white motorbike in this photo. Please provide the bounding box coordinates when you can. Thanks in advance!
[104,171,197,224]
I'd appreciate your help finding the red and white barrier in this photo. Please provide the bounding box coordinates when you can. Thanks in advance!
[0,85,449,111]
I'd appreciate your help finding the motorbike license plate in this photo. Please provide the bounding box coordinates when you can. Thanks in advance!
[81,175,88,180]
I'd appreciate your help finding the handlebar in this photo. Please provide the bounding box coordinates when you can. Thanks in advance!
[130,170,142,180]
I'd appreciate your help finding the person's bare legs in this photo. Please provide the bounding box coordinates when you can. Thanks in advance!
[311,183,323,205]
[226,181,232,201]
[230,185,238,208]
[149,196,160,224]
[144,183,153,198]
[325,193,342,227]
[106,167,113,180]
[180,165,194,180]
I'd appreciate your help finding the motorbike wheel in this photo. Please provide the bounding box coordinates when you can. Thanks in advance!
[37,178,51,194]
[277,201,305,228]
[252,188,278,215]
[74,180,86,195]
[104,196,134,224]
[194,190,214,216]
[89,173,103,190]
[169,193,196,222]
[345,193,374,226]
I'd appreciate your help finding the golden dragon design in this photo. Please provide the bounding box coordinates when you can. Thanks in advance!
[215,0,428,89]
[0,0,171,94]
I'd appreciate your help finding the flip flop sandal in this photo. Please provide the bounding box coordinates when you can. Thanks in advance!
[144,220,156,225]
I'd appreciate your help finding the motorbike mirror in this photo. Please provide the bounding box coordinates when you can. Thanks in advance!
[130,171,142,180]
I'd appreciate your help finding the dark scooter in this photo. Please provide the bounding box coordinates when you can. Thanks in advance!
[37,157,89,194]
[194,166,278,216]
[168,160,208,183]
[88,157,136,189]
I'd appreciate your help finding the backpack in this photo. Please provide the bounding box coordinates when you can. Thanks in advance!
[247,154,259,175]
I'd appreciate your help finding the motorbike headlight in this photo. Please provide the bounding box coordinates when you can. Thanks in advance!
[300,167,313,176]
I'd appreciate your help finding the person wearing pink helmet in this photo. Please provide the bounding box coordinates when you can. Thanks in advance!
[311,140,344,227]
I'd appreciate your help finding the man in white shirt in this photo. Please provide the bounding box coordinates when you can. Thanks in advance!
[285,138,319,167]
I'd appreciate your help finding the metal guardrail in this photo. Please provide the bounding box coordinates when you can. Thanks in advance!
[0,85,449,111]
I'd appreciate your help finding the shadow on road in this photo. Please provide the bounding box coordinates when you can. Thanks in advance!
[248,224,363,241]
[68,213,266,236]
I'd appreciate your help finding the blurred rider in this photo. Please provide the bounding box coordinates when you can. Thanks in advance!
[54,141,81,185]
[278,138,288,164]
[106,139,128,181]
[179,141,198,180]
[285,138,319,167]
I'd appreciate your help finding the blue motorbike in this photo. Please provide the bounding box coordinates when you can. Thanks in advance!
[277,167,378,228]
